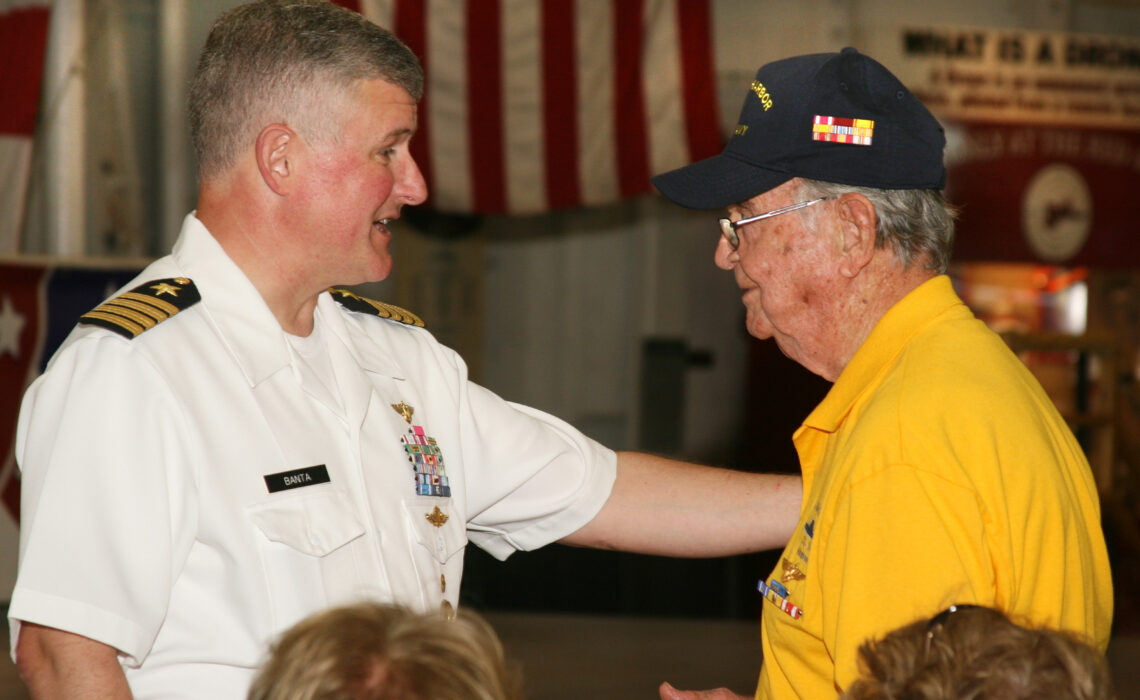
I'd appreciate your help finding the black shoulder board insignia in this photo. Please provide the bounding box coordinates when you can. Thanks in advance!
[79,277,201,339]
[329,288,425,327]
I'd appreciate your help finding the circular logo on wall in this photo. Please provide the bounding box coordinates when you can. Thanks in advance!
[1021,163,1092,263]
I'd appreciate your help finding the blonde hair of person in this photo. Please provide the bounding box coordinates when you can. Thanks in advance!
[248,603,522,700]
[842,604,1114,700]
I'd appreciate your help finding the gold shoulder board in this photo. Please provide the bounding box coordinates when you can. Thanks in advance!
[79,277,201,339]
[329,288,425,328]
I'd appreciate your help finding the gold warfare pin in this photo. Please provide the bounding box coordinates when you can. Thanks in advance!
[392,402,414,424]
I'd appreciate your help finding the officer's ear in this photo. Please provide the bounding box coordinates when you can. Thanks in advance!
[835,193,877,278]
[255,124,296,195]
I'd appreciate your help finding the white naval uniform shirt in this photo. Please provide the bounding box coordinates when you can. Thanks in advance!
[9,214,617,699]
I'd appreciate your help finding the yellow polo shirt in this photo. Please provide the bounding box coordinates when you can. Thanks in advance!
[755,275,1112,699]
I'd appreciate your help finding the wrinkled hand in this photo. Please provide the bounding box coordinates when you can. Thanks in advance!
[658,681,750,700]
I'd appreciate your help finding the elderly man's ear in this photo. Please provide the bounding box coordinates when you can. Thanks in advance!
[835,193,878,278]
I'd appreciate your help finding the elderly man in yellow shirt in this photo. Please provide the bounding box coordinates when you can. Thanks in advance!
[653,47,1112,700]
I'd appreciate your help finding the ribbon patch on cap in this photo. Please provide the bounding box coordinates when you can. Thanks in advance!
[812,115,874,145]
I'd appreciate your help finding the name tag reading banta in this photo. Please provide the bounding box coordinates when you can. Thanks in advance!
[264,465,332,493]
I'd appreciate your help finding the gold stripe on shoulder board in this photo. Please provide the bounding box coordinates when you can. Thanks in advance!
[79,277,201,339]
[328,288,425,328]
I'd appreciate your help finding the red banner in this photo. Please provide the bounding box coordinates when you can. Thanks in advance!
[947,121,1140,268]
[0,2,50,138]
[0,2,51,252]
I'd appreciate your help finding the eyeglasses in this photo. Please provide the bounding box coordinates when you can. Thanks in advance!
[923,604,983,660]
[717,196,834,250]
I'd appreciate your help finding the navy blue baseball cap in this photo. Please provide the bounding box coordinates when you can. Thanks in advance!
[651,47,946,210]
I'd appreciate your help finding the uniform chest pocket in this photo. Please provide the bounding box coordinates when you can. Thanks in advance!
[247,489,368,630]
[402,497,467,564]
[249,489,365,557]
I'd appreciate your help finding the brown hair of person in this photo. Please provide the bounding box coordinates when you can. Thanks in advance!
[248,603,522,700]
[843,605,1114,700]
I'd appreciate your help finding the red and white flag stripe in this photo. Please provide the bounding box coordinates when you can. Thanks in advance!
[0,0,51,253]
[365,0,721,215]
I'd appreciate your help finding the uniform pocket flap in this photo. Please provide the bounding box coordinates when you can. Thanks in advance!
[249,490,366,557]
[402,497,467,563]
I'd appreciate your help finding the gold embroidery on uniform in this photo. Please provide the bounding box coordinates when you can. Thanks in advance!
[102,301,160,329]
[425,506,449,527]
[149,282,183,297]
[329,288,425,327]
[392,402,415,423]
[82,310,145,337]
[106,296,168,322]
[121,291,181,316]
[79,278,200,340]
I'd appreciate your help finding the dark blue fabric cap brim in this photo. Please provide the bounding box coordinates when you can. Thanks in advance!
[650,152,796,211]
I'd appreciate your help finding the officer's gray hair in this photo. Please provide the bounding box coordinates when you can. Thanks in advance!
[795,179,958,274]
[189,0,423,179]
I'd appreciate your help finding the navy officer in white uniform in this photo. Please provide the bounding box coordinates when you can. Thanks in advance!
[8,2,801,698]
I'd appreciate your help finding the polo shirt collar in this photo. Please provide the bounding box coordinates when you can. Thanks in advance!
[801,275,963,434]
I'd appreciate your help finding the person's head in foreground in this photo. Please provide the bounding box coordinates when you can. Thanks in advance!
[247,603,522,700]
[651,47,955,380]
[842,604,1115,700]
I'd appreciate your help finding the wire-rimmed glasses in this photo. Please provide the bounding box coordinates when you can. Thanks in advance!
[717,196,835,249]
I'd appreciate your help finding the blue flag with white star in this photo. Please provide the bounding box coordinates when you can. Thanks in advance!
[0,263,140,525]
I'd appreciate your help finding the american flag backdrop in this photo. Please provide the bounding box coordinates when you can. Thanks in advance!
[0,0,51,253]
[365,0,723,214]
[1,0,724,238]
[0,0,51,528]
[0,265,43,525]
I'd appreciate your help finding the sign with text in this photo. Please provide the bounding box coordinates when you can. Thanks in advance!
[867,26,1140,267]
[882,26,1140,129]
